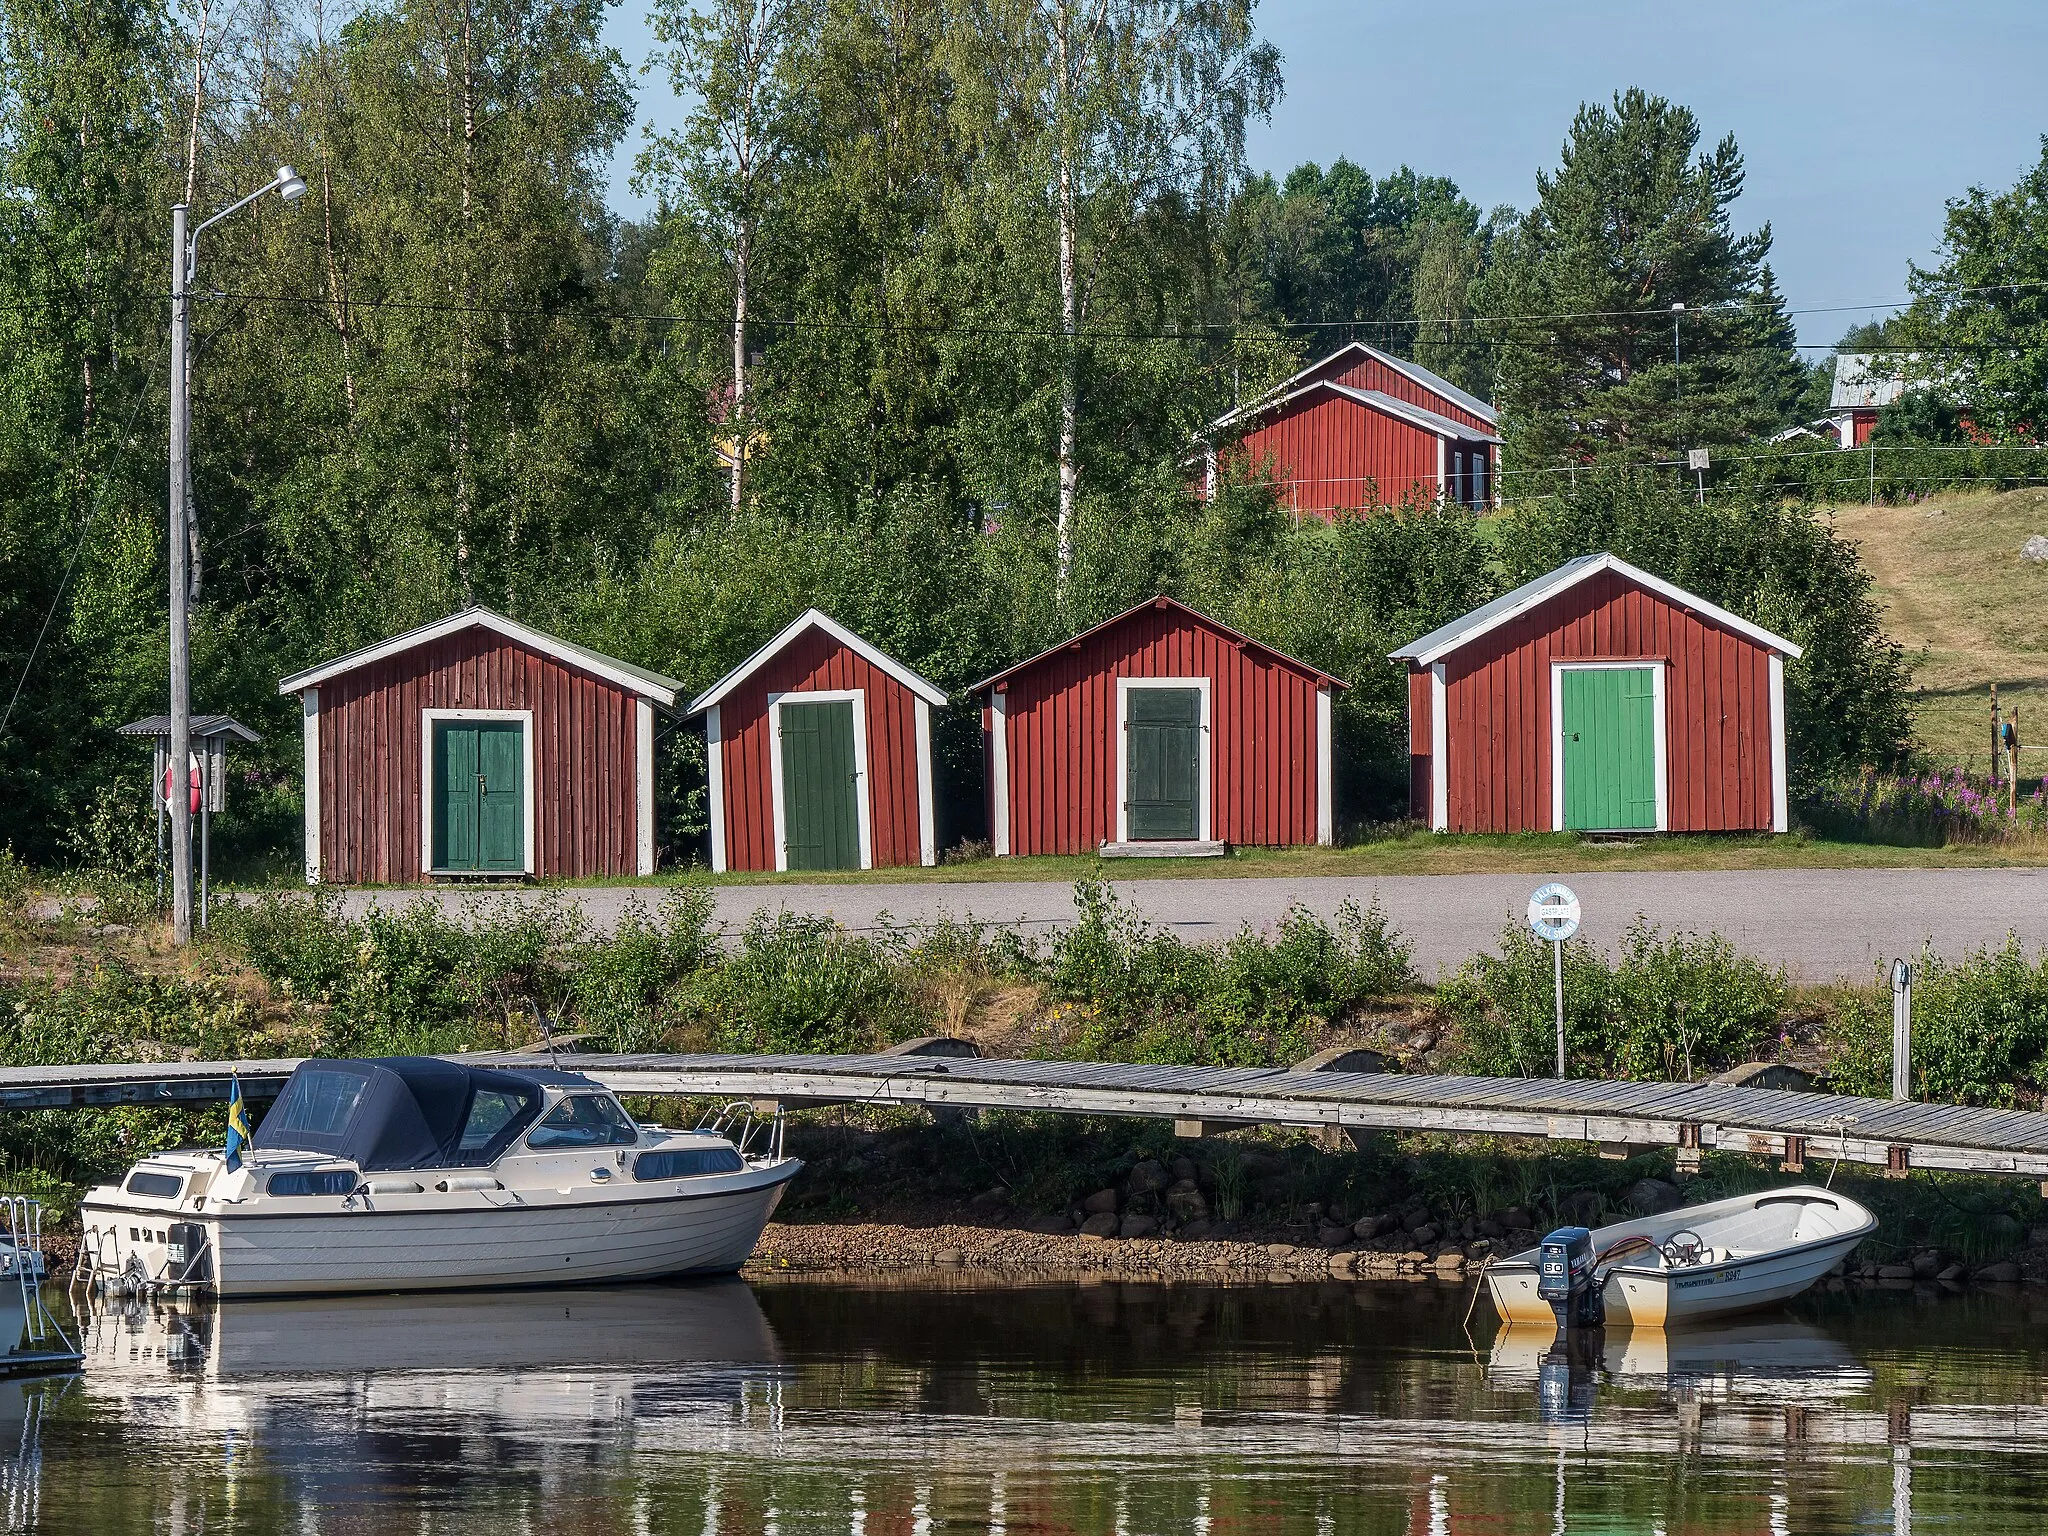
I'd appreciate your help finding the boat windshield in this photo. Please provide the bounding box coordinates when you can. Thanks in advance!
[527,1094,640,1150]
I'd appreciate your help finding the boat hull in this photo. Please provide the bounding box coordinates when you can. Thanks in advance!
[1484,1185,1876,1328]
[85,1161,799,1298]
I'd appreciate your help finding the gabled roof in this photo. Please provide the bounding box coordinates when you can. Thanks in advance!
[686,608,948,716]
[1830,352,1936,412]
[117,714,261,743]
[1205,379,1503,446]
[1389,553,1803,665]
[972,596,1348,693]
[1207,341,1497,436]
[277,607,683,705]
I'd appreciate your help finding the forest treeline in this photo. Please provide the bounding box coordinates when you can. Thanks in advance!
[2,0,2040,868]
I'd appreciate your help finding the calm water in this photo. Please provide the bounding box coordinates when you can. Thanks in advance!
[9,1275,2048,1532]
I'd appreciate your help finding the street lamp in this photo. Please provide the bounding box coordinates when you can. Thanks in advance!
[1670,302,1685,404]
[167,164,307,945]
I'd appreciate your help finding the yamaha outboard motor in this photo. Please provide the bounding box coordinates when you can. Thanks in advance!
[1536,1225,1604,1332]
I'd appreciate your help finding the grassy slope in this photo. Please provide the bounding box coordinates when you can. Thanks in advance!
[1830,486,2048,776]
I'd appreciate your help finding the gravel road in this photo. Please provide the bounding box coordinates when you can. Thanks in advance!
[327,867,2048,980]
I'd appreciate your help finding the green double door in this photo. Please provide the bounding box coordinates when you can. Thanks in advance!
[1560,668,1658,831]
[432,720,525,872]
[1125,687,1201,840]
[779,699,861,870]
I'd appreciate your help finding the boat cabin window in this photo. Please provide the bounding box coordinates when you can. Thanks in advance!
[633,1146,745,1180]
[526,1094,640,1150]
[458,1089,533,1155]
[265,1169,358,1197]
[266,1068,372,1139]
[124,1170,184,1199]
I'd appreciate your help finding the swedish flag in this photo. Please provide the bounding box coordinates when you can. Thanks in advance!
[224,1076,253,1172]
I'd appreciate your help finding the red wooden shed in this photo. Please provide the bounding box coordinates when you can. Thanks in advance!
[1391,554,1802,835]
[687,610,948,872]
[976,597,1345,857]
[1197,342,1500,518]
[279,608,681,884]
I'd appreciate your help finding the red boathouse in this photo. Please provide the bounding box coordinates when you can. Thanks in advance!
[976,597,1345,856]
[1392,554,1802,835]
[687,610,948,872]
[1197,342,1500,518]
[280,608,681,883]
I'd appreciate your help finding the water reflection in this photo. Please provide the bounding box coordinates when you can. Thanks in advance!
[2,1277,2043,1532]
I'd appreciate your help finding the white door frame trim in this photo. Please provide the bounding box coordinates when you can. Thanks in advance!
[1549,661,1668,833]
[1115,676,1212,844]
[766,688,873,872]
[420,708,537,876]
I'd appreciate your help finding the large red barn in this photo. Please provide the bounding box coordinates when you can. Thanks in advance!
[1392,554,1802,835]
[280,608,680,883]
[688,610,948,872]
[977,597,1345,856]
[1198,342,1500,518]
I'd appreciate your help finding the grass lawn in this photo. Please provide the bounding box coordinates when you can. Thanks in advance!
[1830,486,2048,777]
[529,829,2048,887]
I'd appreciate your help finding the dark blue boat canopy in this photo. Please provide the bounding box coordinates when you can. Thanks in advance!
[257,1057,577,1171]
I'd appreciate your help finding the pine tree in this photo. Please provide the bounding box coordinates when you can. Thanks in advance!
[1475,89,1800,478]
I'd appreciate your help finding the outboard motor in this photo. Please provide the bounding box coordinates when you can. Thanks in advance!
[1536,1225,1603,1332]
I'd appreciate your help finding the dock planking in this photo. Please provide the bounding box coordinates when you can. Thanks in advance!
[6,1052,2048,1181]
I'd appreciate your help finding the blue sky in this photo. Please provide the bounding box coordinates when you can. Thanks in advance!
[599,0,2048,348]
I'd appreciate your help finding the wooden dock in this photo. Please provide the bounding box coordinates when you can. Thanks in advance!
[7,1051,2048,1182]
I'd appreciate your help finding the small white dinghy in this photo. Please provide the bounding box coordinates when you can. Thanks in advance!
[1486,1185,1876,1328]
[79,1057,801,1297]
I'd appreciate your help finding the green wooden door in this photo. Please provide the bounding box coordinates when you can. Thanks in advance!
[1126,687,1201,840]
[780,699,860,870]
[1561,668,1658,831]
[432,720,525,871]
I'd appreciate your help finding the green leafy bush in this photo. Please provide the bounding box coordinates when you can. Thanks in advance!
[1442,919,1786,1080]
[1041,879,1413,1066]
[1826,938,2048,1108]
[684,912,920,1055]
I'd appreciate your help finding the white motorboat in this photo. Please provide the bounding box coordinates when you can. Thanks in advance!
[1485,1185,1876,1328]
[78,1057,801,1297]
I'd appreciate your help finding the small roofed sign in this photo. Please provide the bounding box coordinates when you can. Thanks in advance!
[1527,882,1581,943]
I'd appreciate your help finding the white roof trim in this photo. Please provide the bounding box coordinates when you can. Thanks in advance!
[277,608,682,704]
[1206,341,1497,435]
[686,609,949,715]
[1331,385,1502,443]
[1390,553,1803,665]
[1203,379,1499,445]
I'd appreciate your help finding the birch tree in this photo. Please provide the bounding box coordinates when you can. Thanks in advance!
[640,0,820,512]
[962,0,1278,595]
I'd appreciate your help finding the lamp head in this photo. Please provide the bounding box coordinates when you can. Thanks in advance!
[275,165,308,203]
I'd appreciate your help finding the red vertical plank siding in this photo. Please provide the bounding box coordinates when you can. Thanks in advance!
[992,604,1328,856]
[1410,569,1786,834]
[711,629,931,872]
[315,631,642,883]
[1231,392,1449,519]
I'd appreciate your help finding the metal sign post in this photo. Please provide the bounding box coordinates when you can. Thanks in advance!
[1891,959,1913,1102]
[1528,883,1582,1079]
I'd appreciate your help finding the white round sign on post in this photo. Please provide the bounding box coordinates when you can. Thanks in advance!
[1527,882,1581,944]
